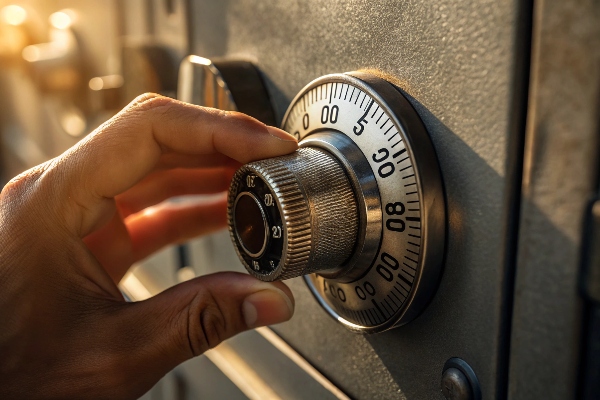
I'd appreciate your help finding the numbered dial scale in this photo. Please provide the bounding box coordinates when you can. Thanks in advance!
[228,72,445,333]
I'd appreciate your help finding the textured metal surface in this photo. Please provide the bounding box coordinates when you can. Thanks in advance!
[285,148,358,274]
[190,0,527,398]
[298,132,382,282]
[582,200,600,303]
[228,147,358,280]
[508,0,600,399]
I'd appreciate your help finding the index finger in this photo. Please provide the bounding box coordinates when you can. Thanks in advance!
[37,94,297,236]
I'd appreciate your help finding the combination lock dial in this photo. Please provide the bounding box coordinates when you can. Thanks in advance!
[229,146,359,280]
[227,72,445,333]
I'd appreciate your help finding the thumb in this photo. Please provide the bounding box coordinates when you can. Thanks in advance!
[108,272,294,397]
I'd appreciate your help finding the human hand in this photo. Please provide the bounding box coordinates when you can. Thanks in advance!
[0,94,297,399]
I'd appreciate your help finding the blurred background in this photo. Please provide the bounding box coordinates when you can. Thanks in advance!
[0,0,184,184]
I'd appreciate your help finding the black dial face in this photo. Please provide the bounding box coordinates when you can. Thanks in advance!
[281,73,445,332]
[231,174,284,276]
[234,193,268,257]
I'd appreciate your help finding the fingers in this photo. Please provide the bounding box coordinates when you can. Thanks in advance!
[84,195,228,283]
[37,94,297,237]
[115,168,233,218]
[106,272,294,398]
[126,195,227,262]
[156,152,241,170]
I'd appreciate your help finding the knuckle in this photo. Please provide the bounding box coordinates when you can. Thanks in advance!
[2,170,39,197]
[129,93,174,113]
[129,92,162,106]
[199,305,226,350]
[2,175,31,200]
[0,161,55,206]
[187,291,228,354]
[224,109,261,127]
[213,107,232,118]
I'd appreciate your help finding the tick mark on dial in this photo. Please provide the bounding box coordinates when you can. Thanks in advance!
[405,255,418,264]
[390,290,403,304]
[383,298,394,314]
[365,309,375,325]
[394,284,409,297]
[392,148,407,158]
[387,132,399,141]
[380,118,390,129]
[391,140,403,148]
[372,299,386,319]
[403,262,417,271]
[371,104,380,118]
[398,275,412,290]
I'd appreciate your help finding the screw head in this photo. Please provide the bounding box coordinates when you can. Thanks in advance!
[441,358,481,400]
[441,368,472,400]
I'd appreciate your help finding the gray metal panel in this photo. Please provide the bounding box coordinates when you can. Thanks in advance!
[189,1,526,398]
[508,1,600,399]
[176,357,248,400]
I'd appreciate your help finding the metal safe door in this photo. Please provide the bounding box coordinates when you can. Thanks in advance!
[178,1,599,399]
[181,0,525,398]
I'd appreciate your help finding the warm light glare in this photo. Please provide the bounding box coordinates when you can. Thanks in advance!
[1,5,27,26]
[177,266,196,283]
[21,44,40,62]
[60,110,86,137]
[49,10,72,30]
[89,75,124,91]
[21,30,73,62]
[88,77,103,91]
[189,55,211,66]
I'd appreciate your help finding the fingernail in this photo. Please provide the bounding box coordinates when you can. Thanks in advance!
[243,289,294,328]
[265,125,298,142]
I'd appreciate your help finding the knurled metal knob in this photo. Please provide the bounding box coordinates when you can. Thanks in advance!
[227,147,359,281]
